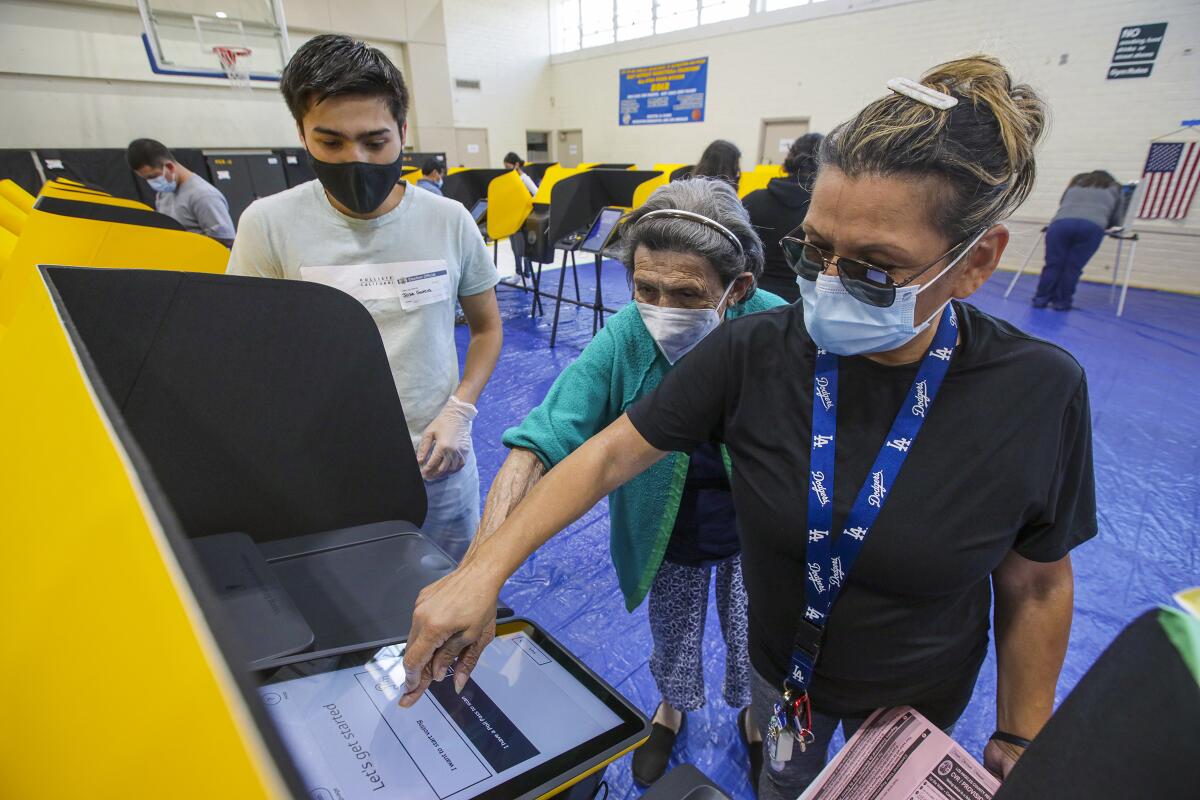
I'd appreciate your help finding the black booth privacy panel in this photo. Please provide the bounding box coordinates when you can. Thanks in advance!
[36,148,212,205]
[45,267,427,541]
[0,149,43,195]
[206,153,289,222]
[276,148,315,187]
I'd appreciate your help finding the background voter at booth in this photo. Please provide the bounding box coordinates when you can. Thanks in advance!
[417,157,445,196]
[743,133,823,303]
[493,179,785,787]
[400,56,1096,797]
[126,137,236,246]
[693,139,741,190]
[226,35,503,561]
[503,151,539,277]
[1031,170,1127,310]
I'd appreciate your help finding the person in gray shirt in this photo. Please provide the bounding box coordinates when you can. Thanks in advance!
[227,35,503,561]
[126,138,236,246]
[1032,170,1125,310]
[416,157,445,196]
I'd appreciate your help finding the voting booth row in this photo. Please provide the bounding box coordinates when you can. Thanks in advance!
[0,146,432,225]
[463,161,787,347]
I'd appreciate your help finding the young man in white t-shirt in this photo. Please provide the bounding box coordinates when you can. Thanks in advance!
[226,35,503,560]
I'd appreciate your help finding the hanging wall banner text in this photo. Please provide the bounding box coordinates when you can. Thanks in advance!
[619,57,708,126]
[1108,23,1167,79]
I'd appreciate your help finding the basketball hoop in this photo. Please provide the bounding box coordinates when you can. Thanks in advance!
[212,45,252,89]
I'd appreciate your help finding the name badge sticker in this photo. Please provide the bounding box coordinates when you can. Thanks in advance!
[300,260,451,310]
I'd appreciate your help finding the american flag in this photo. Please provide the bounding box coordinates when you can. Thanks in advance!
[1138,141,1200,219]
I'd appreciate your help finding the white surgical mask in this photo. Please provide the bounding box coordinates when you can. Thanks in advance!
[147,173,176,193]
[797,232,981,356]
[638,281,738,365]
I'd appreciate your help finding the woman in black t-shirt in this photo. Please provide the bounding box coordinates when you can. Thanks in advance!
[400,56,1096,798]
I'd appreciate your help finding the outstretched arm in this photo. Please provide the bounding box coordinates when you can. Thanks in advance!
[401,414,666,705]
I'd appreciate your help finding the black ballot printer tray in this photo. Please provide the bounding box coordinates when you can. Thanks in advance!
[261,520,457,654]
[194,521,458,666]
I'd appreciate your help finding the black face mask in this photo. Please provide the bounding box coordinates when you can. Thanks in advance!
[308,152,405,215]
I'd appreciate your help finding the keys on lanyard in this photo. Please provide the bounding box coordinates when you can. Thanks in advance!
[767,691,814,770]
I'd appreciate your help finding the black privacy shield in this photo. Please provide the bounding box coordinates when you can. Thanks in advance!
[308,152,405,214]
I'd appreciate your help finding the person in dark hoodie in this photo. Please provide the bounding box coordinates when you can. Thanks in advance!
[743,133,823,302]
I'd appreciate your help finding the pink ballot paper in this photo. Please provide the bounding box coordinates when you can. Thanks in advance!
[799,707,1001,800]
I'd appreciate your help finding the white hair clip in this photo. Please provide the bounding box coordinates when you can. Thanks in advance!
[887,77,958,110]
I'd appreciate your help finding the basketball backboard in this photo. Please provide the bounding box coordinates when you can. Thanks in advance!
[136,0,290,83]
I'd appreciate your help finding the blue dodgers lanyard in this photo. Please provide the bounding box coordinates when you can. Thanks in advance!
[786,304,959,706]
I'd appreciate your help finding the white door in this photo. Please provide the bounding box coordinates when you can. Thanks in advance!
[758,119,810,165]
[559,130,583,168]
[454,128,491,168]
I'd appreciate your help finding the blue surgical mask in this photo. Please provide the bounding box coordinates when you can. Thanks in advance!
[797,241,971,356]
[638,281,738,364]
[147,174,176,193]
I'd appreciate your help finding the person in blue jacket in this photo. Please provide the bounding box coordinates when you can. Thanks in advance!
[471,178,784,786]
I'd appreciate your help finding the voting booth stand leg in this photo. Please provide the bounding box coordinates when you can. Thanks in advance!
[1116,236,1138,317]
[1110,237,1124,303]
[1003,227,1046,299]
[593,255,606,335]
[531,259,546,318]
[550,249,570,348]
[571,251,581,303]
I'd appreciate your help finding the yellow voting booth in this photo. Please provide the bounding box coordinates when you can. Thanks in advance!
[738,164,787,198]
[486,168,534,241]
[0,181,228,335]
[0,269,289,799]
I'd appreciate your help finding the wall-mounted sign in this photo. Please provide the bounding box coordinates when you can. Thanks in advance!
[619,57,708,126]
[1108,23,1167,79]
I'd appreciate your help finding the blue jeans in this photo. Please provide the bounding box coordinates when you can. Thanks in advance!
[750,668,956,799]
[421,446,480,562]
[1034,218,1106,307]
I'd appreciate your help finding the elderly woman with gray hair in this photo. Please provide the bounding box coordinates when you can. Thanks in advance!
[466,177,784,786]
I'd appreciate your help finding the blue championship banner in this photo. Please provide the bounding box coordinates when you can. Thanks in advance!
[619,57,708,126]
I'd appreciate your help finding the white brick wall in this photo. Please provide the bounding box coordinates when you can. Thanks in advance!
[443,0,555,166]
[539,0,1200,292]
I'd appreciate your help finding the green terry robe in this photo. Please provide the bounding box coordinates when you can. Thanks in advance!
[502,289,786,610]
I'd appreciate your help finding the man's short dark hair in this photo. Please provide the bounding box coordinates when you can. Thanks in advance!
[126,138,174,170]
[421,157,443,176]
[280,34,409,130]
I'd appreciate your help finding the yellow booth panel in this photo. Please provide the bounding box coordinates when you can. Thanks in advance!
[0,179,36,214]
[447,166,470,176]
[0,194,26,235]
[0,225,17,273]
[631,170,672,210]
[487,169,534,240]
[738,166,785,199]
[39,179,154,211]
[0,199,230,330]
[532,165,584,205]
[402,166,422,185]
[0,276,287,799]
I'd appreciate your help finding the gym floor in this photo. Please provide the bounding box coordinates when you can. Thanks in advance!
[457,258,1200,799]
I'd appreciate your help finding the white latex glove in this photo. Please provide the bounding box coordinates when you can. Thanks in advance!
[416,395,478,480]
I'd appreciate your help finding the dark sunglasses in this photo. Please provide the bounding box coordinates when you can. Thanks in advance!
[780,228,985,308]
